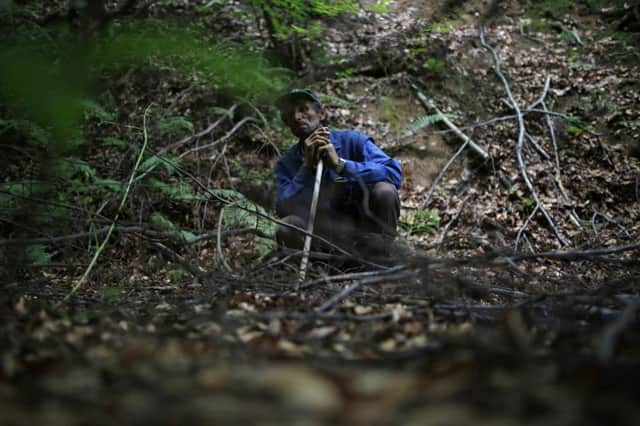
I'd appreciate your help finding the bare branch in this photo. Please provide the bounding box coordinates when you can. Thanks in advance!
[479,26,569,247]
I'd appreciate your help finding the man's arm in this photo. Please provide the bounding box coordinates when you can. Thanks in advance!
[275,153,315,218]
[341,133,403,188]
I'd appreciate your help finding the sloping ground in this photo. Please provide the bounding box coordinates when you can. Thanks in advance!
[2,1,640,425]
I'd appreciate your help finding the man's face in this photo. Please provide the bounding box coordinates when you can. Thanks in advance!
[283,100,326,139]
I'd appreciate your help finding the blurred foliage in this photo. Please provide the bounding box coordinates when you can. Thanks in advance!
[0,2,287,269]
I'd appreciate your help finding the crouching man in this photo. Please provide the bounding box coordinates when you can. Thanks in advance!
[274,89,403,255]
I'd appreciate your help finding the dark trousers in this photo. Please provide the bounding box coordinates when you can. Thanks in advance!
[276,181,400,251]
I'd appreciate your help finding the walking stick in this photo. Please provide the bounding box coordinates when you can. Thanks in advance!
[298,159,323,287]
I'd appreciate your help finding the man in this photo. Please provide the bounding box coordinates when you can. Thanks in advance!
[274,88,403,255]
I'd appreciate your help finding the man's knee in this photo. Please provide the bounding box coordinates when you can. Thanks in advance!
[276,215,306,249]
[371,181,400,209]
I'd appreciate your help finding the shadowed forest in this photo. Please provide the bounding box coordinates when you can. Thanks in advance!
[1,0,640,424]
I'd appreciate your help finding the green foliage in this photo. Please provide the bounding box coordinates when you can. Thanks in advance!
[425,20,454,34]
[148,178,198,202]
[219,191,276,256]
[157,116,194,136]
[139,154,182,175]
[404,113,456,135]
[150,212,196,242]
[401,210,440,236]
[208,106,236,121]
[168,268,190,281]
[248,0,387,41]
[422,57,446,77]
[82,99,116,124]
[25,244,52,266]
[99,137,129,148]
[98,287,127,302]
[0,10,292,267]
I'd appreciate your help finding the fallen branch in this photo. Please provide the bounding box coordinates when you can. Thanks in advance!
[0,225,272,247]
[314,271,416,312]
[436,191,473,250]
[479,26,569,247]
[508,242,640,262]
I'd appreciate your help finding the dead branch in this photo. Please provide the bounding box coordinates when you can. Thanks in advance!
[420,136,470,209]
[0,225,271,247]
[508,242,640,262]
[314,271,416,312]
[436,191,473,250]
[598,299,640,363]
[189,116,258,153]
[479,26,569,247]
[299,265,408,290]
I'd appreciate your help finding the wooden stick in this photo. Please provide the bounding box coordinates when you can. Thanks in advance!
[298,160,324,287]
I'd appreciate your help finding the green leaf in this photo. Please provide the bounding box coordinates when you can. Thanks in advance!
[404,113,455,135]
[150,212,176,230]
[139,154,181,175]
[400,210,440,235]
[157,116,194,136]
[99,137,129,148]
[98,287,127,302]
[168,268,190,281]
[94,178,124,193]
[25,244,51,266]
[82,99,116,123]
[208,106,235,120]
[148,178,197,202]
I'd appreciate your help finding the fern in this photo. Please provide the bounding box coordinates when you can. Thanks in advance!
[81,99,116,123]
[148,178,197,202]
[222,197,275,255]
[25,244,52,266]
[150,212,196,242]
[157,116,193,136]
[139,154,182,175]
[403,113,456,135]
[99,137,129,148]
[208,106,235,120]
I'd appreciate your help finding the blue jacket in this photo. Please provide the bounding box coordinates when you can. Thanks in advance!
[275,129,402,219]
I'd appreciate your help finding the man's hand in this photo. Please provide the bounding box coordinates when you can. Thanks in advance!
[303,127,340,170]
[303,127,330,169]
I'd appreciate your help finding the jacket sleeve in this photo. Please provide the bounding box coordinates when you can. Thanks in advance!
[275,152,315,218]
[342,133,403,188]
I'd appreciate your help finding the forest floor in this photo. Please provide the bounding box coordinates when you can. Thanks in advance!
[2,1,640,425]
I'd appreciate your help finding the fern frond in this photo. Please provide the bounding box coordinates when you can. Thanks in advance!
[404,113,456,135]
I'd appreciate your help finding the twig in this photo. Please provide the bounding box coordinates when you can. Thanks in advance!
[0,225,271,247]
[598,299,640,363]
[508,242,640,262]
[420,138,469,209]
[54,104,153,308]
[216,205,234,273]
[479,26,569,247]
[436,192,472,250]
[188,116,257,153]
[133,105,237,183]
[299,265,408,290]
[315,271,416,312]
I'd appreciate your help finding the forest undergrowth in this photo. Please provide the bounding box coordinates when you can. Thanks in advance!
[1,0,640,424]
